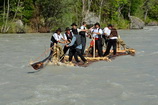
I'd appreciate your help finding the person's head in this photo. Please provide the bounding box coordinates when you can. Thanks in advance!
[82,22,87,27]
[55,28,62,34]
[107,24,113,29]
[94,22,100,28]
[65,27,71,33]
[71,23,77,29]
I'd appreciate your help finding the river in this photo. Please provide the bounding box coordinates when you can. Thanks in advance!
[0,26,158,105]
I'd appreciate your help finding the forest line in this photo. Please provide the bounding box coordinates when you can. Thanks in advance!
[0,0,158,33]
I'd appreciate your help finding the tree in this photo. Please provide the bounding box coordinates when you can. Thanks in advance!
[35,0,66,32]
[1,0,10,33]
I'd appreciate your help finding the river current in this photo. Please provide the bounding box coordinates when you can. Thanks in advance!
[0,26,158,105]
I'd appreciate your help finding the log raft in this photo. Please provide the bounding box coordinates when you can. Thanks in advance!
[57,48,136,67]
[31,37,136,69]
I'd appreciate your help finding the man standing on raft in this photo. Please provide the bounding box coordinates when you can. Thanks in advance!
[79,22,88,55]
[66,23,88,64]
[103,25,118,56]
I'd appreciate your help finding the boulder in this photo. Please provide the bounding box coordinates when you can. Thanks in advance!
[15,19,25,33]
[84,12,99,25]
[129,16,145,29]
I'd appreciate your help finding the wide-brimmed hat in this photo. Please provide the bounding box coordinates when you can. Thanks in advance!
[71,23,77,26]
[65,27,71,31]
[94,22,100,26]
[55,28,62,32]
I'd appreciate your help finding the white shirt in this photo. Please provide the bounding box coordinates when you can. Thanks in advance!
[91,28,103,38]
[103,27,111,36]
[103,27,118,39]
[80,25,87,30]
[110,37,118,39]
[63,33,73,40]
[63,33,67,40]
[53,33,63,41]
[71,28,81,36]
[80,25,87,36]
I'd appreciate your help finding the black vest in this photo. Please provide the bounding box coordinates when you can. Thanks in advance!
[93,28,102,39]
[65,32,73,40]
[79,27,86,37]
[71,28,78,35]
[51,33,58,44]
[72,34,81,48]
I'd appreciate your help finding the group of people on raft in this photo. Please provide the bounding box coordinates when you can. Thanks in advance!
[49,22,118,64]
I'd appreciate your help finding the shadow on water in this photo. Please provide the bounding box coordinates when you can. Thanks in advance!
[27,65,43,74]
[27,70,41,74]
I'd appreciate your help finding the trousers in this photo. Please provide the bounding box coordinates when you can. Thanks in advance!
[81,36,86,55]
[104,39,117,56]
[95,39,103,57]
[69,48,87,62]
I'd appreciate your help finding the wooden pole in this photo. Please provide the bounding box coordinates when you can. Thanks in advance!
[93,38,95,58]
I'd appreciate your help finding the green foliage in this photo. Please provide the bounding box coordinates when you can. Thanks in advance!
[22,0,34,23]
[130,0,143,15]
[7,21,17,33]
[148,4,158,20]
[0,0,158,33]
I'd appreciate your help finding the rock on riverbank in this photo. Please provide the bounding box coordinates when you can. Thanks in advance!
[129,16,145,29]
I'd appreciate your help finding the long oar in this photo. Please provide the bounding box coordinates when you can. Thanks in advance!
[31,52,56,70]
[32,47,52,62]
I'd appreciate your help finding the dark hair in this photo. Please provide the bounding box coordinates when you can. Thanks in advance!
[82,22,86,25]
[108,24,113,27]
[94,22,100,27]
[55,28,62,33]
[65,27,70,31]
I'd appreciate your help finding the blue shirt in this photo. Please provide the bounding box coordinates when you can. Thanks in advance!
[68,35,82,49]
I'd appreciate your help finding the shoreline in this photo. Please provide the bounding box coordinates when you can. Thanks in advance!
[1,26,158,34]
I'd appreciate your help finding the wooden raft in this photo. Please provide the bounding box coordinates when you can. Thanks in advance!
[61,48,136,67]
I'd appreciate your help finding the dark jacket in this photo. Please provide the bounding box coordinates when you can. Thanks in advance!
[110,28,118,37]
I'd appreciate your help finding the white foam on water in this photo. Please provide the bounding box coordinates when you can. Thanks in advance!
[0,82,10,86]
[106,80,124,88]
[145,95,158,98]
[149,51,158,55]
[136,50,145,56]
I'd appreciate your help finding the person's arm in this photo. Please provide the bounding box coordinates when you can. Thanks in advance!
[63,33,67,40]
[53,33,59,41]
[62,34,70,43]
[54,34,66,44]
[58,40,66,44]
[61,36,67,41]
[80,26,88,32]
[93,29,103,35]
[90,29,96,38]
[66,36,76,47]
[103,28,109,36]
[70,30,74,36]
[89,26,94,30]
[78,28,87,32]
